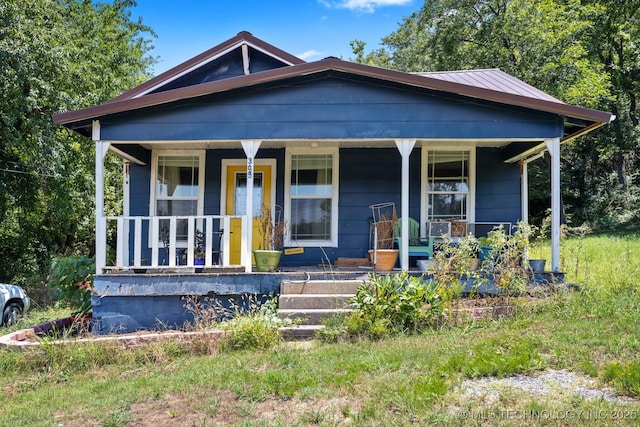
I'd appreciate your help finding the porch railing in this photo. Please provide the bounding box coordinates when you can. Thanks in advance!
[103,215,247,271]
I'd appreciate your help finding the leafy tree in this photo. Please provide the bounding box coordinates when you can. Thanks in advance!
[352,0,640,228]
[0,0,155,295]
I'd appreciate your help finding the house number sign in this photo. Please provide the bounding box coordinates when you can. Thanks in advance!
[247,157,253,180]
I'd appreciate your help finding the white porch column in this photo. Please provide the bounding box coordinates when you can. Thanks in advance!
[122,161,130,268]
[395,139,416,271]
[520,161,528,224]
[241,140,262,273]
[545,137,561,272]
[93,121,110,274]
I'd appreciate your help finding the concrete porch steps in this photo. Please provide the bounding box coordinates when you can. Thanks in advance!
[280,279,363,295]
[278,294,355,310]
[278,278,367,338]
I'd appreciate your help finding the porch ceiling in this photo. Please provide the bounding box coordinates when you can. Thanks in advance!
[113,137,543,152]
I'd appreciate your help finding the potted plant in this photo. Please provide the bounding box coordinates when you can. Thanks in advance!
[478,236,493,262]
[368,210,399,271]
[253,204,286,272]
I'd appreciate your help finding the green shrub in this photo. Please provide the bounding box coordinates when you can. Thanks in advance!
[218,296,285,351]
[46,256,94,315]
[319,272,445,341]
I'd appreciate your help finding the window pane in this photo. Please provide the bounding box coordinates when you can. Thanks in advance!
[429,180,469,192]
[157,199,198,217]
[291,154,332,197]
[428,151,469,179]
[291,199,332,240]
[428,194,467,219]
[156,155,199,197]
[234,173,263,217]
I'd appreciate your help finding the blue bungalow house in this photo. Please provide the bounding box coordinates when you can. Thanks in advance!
[53,31,613,333]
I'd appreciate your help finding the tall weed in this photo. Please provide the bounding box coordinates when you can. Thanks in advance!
[319,272,446,341]
[218,296,287,352]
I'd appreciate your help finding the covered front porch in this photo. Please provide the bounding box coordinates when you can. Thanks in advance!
[97,137,564,276]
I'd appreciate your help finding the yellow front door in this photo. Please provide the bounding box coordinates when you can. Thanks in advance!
[225,164,273,265]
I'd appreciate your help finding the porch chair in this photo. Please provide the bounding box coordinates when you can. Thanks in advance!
[395,217,435,269]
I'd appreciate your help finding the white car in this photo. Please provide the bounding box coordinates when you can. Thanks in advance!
[0,283,31,326]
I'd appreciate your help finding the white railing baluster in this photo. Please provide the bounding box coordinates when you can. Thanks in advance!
[241,215,249,272]
[205,216,213,266]
[151,217,159,267]
[187,216,195,267]
[222,216,230,266]
[116,217,125,267]
[169,217,177,267]
[116,217,124,266]
[134,217,142,267]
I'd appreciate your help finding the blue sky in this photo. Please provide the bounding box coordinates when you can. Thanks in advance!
[131,0,418,75]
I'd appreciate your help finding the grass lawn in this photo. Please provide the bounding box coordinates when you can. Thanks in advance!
[1,233,640,426]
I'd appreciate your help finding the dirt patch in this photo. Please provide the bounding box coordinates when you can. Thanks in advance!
[125,391,362,426]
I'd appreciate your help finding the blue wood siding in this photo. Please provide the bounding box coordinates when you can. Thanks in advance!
[475,147,521,225]
[129,156,151,217]
[101,77,564,141]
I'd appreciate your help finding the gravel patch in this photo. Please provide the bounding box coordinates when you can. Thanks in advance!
[459,369,637,405]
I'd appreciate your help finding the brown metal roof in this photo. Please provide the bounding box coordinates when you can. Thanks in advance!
[53,35,613,129]
[417,69,563,104]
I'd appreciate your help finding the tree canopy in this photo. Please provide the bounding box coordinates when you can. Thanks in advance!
[353,0,640,228]
[0,0,155,290]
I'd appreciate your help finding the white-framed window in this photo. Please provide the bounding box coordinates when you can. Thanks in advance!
[150,150,205,246]
[421,148,475,222]
[284,147,339,246]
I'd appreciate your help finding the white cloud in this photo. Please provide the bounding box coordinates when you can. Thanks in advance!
[297,50,325,60]
[319,0,412,13]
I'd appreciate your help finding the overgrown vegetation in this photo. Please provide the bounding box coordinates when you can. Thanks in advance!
[46,256,94,316]
[184,294,289,352]
[218,297,287,352]
[318,271,446,341]
[320,224,541,342]
[0,0,155,299]
[1,234,640,425]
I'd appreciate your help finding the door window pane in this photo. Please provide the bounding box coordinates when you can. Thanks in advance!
[234,173,264,218]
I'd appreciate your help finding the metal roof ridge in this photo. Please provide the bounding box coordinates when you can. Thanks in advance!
[413,68,501,74]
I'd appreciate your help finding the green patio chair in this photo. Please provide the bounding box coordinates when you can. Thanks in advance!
[395,217,434,269]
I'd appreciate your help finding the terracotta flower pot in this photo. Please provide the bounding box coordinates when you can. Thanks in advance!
[368,249,398,271]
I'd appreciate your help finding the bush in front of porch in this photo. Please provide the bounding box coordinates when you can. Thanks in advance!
[317,271,447,341]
